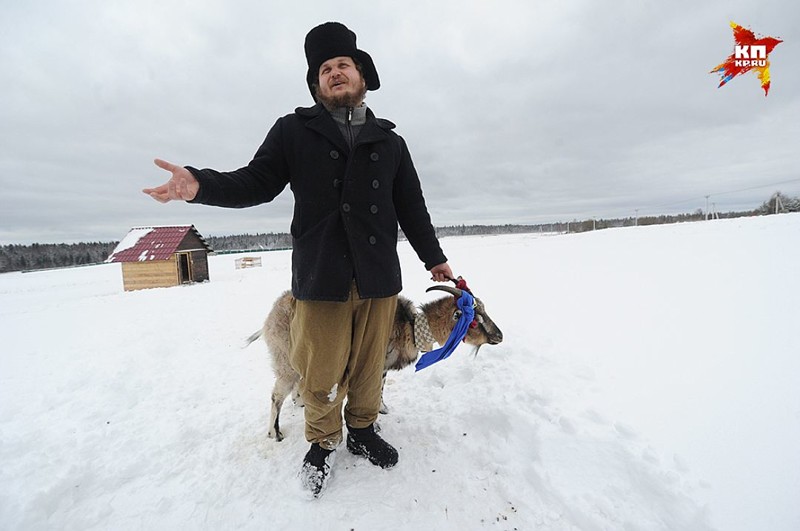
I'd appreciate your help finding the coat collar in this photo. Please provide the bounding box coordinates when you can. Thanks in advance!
[295,103,395,152]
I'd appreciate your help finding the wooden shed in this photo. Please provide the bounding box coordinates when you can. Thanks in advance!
[106,225,213,291]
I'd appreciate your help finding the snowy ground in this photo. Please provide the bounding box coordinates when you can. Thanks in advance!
[2,214,799,530]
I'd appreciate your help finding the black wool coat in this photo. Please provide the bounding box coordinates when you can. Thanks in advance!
[187,103,447,301]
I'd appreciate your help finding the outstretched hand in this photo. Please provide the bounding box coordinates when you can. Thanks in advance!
[142,159,199,203]
[429,262,454,282]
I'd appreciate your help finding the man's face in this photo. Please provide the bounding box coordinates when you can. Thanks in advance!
[316,56,367,108]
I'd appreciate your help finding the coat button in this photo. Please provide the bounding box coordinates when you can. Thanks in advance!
[370,152,379,161]
[342,203,351,212]
[330,150,340,160]
[370,205,378,214]
[371,179,380,189]
[368,235,377,245]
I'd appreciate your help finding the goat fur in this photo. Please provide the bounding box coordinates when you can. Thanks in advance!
[245,289,502,441]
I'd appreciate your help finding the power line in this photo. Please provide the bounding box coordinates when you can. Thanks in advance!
[708,177,800,197]
[557,177,800,223]
[641,177,800,215]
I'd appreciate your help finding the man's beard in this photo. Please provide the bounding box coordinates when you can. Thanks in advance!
[315,83,367,110]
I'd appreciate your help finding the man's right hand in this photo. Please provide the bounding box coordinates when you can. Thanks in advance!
[429,262,454,283]
[143,158,199,203]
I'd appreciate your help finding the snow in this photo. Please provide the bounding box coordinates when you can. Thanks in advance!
[2,214,799,530]
[105,227,154,262]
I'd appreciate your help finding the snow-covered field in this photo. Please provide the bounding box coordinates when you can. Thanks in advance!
[2,214,799,530]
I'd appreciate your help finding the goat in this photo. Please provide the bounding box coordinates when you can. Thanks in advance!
[245,285,503,441]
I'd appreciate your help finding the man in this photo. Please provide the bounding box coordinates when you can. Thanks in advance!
[144,22,453,496]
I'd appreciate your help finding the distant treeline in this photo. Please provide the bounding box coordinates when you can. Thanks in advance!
[2,192,797,274]
[206,232,293,253]
[0,241,118,273]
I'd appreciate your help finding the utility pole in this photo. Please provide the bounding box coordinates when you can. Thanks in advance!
[705,195,710,220]
[635,209,639,227]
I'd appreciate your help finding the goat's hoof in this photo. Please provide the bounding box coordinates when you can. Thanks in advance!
[268,430,285,442]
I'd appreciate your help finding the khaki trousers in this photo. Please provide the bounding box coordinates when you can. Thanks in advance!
[289,283,397,450]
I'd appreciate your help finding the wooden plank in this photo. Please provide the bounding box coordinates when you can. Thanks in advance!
[121,259,179,291]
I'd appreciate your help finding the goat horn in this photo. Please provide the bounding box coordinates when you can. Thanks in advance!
[426,285,463,298]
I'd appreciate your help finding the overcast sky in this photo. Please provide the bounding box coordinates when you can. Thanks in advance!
[1,0,797,244]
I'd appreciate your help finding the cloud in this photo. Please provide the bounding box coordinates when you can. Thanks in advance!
[1,0,798,244]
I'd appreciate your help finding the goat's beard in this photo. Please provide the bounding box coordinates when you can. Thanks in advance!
[314,83,367,110]
[470,344,483,358]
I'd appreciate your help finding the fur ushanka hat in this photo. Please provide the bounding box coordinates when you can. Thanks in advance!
[304,22,380,100]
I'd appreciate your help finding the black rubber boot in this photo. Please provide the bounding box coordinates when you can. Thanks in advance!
[346,424,399,469]
[300,443,335,497]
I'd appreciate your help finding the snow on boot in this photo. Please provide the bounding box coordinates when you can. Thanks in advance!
[346,424,398,469]
[300,443,335,497]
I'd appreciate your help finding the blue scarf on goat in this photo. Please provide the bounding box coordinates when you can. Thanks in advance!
[415,290,475,371]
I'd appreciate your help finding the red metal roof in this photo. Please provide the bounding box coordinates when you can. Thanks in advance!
[106,225,211,263]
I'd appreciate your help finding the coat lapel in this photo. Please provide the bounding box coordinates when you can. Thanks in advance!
[353,115,391,148]
[301,104,350,154]
[298,104,394,152]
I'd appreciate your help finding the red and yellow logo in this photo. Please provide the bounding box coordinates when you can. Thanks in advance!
[710,22,782,96]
